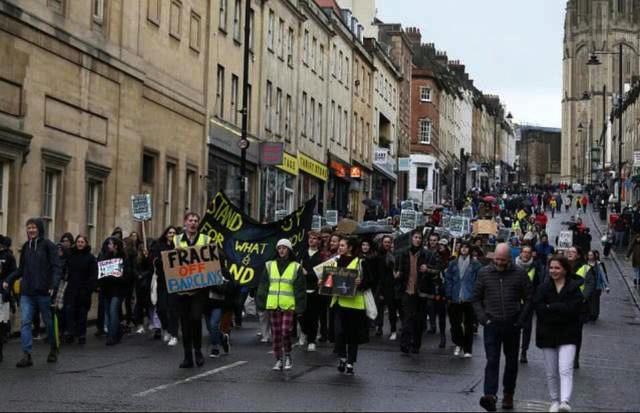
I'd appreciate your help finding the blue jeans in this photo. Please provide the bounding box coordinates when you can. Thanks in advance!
[209,307,223,347]
[635,267,640,283]
[20,295,54,354]
[104,296,122,341]
[483,321,521,396]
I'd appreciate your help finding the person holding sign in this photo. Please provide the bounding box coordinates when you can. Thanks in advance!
[97,237,128,346]
[330,237,373,376]
[256,239,306,372]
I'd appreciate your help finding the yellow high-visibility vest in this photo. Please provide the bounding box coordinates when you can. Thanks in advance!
[176,233,210,248]
[528,267,536,282]
[575,264,591,293]
[266,260,299,311]
[331,258,365,310]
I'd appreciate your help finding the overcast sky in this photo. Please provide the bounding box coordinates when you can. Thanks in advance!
[376,0,565,128]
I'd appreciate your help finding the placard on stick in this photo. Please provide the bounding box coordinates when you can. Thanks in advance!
[131,194,152,222]
[319,267,358,297]
[161,245,225,294]
[98,258,124,279]
[557,231,573,250]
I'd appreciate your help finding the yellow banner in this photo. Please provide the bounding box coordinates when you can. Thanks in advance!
[276,152,298,176]
[298,152,329,182]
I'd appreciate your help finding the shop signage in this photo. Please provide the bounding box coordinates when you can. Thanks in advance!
[298,152,329,181]
[350,166,362,179]
[398,158,411,172]
[276,152,298,176]
[199,192,315,287]
[131,194,152,222]
[634,151,640,166]
[260,142,284,166]
[374,149,388,165]
[330,160,350,178]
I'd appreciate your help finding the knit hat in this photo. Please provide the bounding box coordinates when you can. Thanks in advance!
[276,239,293,250]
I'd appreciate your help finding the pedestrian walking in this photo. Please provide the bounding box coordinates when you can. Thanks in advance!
[172,212,212,368]
[473,243,533,412]
[565,246,595,369]
[0,234,17,362]
[150,226,180,346]
[626,234,640,287]
[4,218,62,367]
[256,238,306,372]
[330,236,372,375]
[515,245,540,364]
[444,241,481,358]
[374,235,400,341]
[581,196,588,214]
[206,258,236,359]
[587,250,609,321]
[550,198,557,218]
[425,234,447,349]
[396,230,429,354]
[300,232,326,352]
[97,236,129,346]
[63,235,97,345]
[534,255,583,413]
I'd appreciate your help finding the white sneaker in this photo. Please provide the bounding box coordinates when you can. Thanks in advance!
[284,355,293,371]
[307,343,316,352]
[135,325,145,334]
[454,346,461,357]
[558,402,571,412]
[389,332,397,341]
[167,336,178,346]
[272,359,283,371]
[463,353,472,359]
[549,402,560,413]
[297,333,307,347]
[162,331,171,343]
[260,337,270,343]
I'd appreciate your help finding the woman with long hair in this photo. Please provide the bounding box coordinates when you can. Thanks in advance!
[64,235,98,344]
[587,250,609,321]
[151,226,179,346]
[97,237,129,346]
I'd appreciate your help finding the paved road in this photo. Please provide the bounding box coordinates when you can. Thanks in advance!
[2,208,640,412]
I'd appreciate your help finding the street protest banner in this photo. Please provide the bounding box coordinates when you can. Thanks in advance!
[131,194,152,222]
[497,227,512,242]
[400,209,417,230]
[473,220,498,235]
[558,231,573,250]
[319,267,358,297]
[326,210,339,226]
[199,192,315,288]
[161,245,224,293]
[447,216,470,238]
[98,258,124,280]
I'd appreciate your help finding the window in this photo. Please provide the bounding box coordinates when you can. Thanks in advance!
[337,105,342,145]
[345,57,350,87]
[233,0,241,41]
[310,98,316,141]
[185,170,196,212]
[147,0,160,25]
[338,51,343,81]
[190,11,201,51]
[48,0,65,15]
[275,88,282,136]
[332,45,337,76]
[164,164,176,227]
[330,100,336,141]
[42,170,60,239]
[278,19,284,58]
[86,180,101,249]
[302,92,308,136]
[417,167,429,189]
[318,103,323,145]
[319,45,325,78]
[419,119,432,144]
[267,10,274,51]
[92,0,104,24]
[619,0,625,13]
[169,0,182,38]
[248,9,255,50]
[311,37,317,71]
[0,162,8,234]
[420,87,431,102]
[343,110,348,147]
[216,65,225,118]
[231,75,239,125]
[142,154,155,184]
[219,0,227,31]
[285,94,292,141]
[287,28,294,66]
[353,112,358,149]
[303,30,309,64]
[265,81,273,131]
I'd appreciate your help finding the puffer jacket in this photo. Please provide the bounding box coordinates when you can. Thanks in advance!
[472,262,533,326]
[534,279,583,348]
[444,257,482,303]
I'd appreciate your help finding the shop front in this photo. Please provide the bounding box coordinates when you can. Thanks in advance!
[373,148,397,213]
[348,163,371,221]
[260,152,298,222]
[327,154,351,218]
[298,152,328,214]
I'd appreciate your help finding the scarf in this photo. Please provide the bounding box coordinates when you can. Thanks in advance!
[515,256,534,271]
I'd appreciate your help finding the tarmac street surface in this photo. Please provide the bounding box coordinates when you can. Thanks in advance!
[1,208,640,412]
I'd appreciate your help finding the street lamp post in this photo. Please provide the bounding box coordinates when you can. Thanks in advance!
[238,0,252,212]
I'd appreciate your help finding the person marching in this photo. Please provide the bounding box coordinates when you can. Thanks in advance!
[516,245,541,364]
[300,232,326,352]
[534,255,583,413]
[586,250,609,321]
[444,241,482,358]
[173,212,212,368]
[256,239,306,371]
[375,235,400,340]
[331,236,373,375]
[565,246,595,369]
[0,235,16,362]
[150,226,180,346]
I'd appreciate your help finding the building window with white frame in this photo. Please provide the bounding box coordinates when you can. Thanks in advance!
[42,169,60,239]
[86,180,101,249]
[93,0,105,25]
[318,103,323,145]
[233,0,241,41]
[301,92,308,136]
[0,162,8,235]
[303,30,309,64]
[231,74,239,126]
[185,170,196,212]
[287,28,294,67]
[265,81,273,131]
[330,100,335,141]
[169,0,181,38]
[216,65,225,118]
[319,45,325,78]
[164,164,176,227]
[311,37,317,71]
[420,87,431,102]
[420,119,432,144]
[278,19,284,58]
[267,10,274,51]
[310,98,316,142]
[219,0,227,31]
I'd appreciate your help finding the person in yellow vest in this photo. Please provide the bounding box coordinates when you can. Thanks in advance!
[331,236,373,376]
[256,239,306,372]
[172,212,212,369]
[515,245,540,364]
[566,246,595,370]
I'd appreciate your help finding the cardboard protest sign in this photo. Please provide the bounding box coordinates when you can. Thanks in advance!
[326,210,339,226]
[400,209,417,230]
[557,231,573,250]
[313,256,339,279]
[473,220,498,235]
[98,258,124,279]
[131,194,152,222]
[199,192,315,288]
[161,245,224,294]
[319,267,358,297]
[447,216,470,238]
[497,227,512,242]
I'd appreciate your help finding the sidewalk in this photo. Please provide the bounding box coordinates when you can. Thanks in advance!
[586,208,640,310]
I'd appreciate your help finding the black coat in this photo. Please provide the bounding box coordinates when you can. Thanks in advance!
[97,253,131,298]
[373,251,397,298]
[66,247,98,295]
[397,248,442,297]
[534,279,583,348]
[301,249,325,291]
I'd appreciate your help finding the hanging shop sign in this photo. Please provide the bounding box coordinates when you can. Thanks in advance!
[298,152,329,181]
[276,152,298,176]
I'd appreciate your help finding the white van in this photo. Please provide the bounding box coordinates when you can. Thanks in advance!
[571,183,583,193]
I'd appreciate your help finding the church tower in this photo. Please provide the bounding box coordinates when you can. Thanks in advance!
[561,0,640,183]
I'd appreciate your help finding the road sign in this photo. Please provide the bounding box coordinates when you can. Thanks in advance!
[131,194,152,222]
[238,138,250,150]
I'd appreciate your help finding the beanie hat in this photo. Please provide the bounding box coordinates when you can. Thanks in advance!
[276,239,293,250]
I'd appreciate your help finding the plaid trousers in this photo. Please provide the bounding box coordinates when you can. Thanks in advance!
[269,310,295,359]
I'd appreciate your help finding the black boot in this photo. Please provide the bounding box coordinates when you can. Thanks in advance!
[520,351,528,364]
[16,352,33,368]
[0,342,3,363]
[439,334,446,349]
[195,350,205,367]
[180,351,194,368]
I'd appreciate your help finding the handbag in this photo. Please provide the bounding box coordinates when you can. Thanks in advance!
[363,289,378,320]
[150,272,158,306]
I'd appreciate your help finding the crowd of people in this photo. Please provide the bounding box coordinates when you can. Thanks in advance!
[0,186,622,412]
